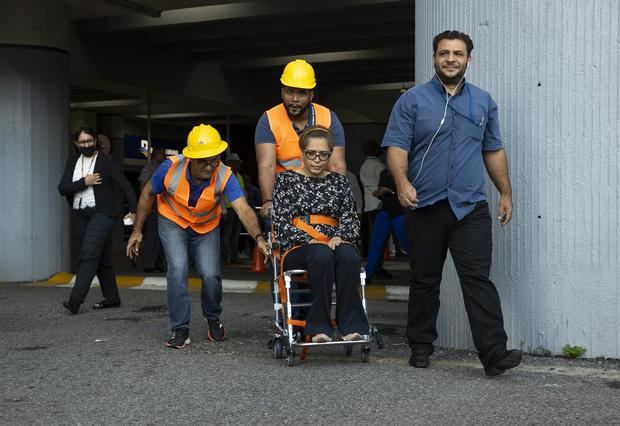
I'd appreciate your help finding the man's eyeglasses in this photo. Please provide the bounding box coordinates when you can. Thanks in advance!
[195,157,220,169]
[76,138,96,146]
[304,150,331,162]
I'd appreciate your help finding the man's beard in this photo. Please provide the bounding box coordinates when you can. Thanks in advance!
[286,102,309,117]
[434,64,467,86]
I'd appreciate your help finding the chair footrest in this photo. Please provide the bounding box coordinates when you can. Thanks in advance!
[289,303,313,308]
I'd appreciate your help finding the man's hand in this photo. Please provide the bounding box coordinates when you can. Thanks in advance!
[256,237,270,257]
[260,200,272,218]
[85,173,102,186]
[328,236,343,250]
[126,231,143,259]
[497,193,513,226]
[396,181,418,208]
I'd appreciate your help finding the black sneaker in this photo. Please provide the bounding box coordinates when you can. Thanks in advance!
[409,348,430,368]
[484,349,522,376]
[166,328,190,349]
[62,299,80,314]
[207,319,227,342]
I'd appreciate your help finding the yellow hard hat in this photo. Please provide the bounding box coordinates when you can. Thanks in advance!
[183,124,228,159]
[280,59,316,89]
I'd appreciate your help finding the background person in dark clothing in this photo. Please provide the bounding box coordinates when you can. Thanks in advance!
[58,126,137,314]
[138,147,167,273]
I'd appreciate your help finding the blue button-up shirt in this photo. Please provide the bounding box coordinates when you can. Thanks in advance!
[382,76,504,220]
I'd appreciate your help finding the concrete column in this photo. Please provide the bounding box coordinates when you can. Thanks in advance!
[0,0,70,281]
[416,0,619,357]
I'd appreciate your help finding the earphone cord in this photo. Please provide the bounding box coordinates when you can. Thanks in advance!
[411,73,466,185]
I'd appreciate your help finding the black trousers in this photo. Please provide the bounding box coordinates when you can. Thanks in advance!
[70,208,119,304]
[283,244,369,336]
[221,209,241,262]
[405,199,507,366]
[142,210,165,270]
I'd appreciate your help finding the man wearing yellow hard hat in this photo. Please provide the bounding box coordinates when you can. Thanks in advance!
[255,59,347,218]
[127,124,269,349]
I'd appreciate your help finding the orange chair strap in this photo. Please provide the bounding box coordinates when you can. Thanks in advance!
[292,215,337,243]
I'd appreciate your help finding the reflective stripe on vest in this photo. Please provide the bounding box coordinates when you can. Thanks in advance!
[265,103,332,173]
[157,155,231,233]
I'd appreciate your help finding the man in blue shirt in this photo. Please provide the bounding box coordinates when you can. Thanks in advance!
[127,124,269,349]
[383,30,521,376]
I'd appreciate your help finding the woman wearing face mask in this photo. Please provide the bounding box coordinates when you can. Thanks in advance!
[272,125,369,343]
[58,126,137,314]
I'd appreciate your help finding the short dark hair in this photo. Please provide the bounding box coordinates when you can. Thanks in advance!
[72,126,97,142]
[298,125,334,152]
[433,30,474,56]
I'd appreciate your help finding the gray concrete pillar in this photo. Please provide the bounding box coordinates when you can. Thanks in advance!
[416,0,619,357]
[0,0,70,281]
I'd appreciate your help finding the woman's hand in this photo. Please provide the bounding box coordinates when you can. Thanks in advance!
[124,212,136,223]
[328,236,343,250]
[84,173,102,186]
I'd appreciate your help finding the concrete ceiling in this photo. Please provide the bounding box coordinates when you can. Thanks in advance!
[67,0,414,126]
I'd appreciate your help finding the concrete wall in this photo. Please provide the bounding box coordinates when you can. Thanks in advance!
[0,0,70,282]
[0,46,70,281]
[416,0,619,357]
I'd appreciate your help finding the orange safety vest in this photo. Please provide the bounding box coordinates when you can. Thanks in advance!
[265,103,332,173]
[157,155,232,234]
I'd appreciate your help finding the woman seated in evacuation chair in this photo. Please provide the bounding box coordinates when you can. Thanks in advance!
[271,125,370,343]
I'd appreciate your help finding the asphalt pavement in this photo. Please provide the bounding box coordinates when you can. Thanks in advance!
[1,282,619,425]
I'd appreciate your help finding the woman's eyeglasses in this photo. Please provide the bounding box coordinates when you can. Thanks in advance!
[195,157,220,169]
[76,138,96,146]
[304,150,331,162]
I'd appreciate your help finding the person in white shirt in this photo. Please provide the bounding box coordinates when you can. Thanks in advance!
[359,139,392,280]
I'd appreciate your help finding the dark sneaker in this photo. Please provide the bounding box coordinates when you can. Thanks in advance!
[207,319,227,342]
[62,299,80,314]
[409,348,430,368]
[92,299,121,310]
[166,328,190,349]
[485,349,522,376]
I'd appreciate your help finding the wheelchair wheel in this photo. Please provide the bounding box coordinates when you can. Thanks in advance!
[344,345,353,356]
[371,325,385,349]
[273,338,284,359]
[361,347,370,363]
[286,350,295,367]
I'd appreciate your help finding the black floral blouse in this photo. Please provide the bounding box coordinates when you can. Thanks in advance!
[272,170,360,251]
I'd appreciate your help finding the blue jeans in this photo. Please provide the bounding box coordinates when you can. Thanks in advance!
[158,215,222,331]
[365,210,408,280]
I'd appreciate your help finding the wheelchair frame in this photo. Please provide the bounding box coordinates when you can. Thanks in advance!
[267,232,383,367]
